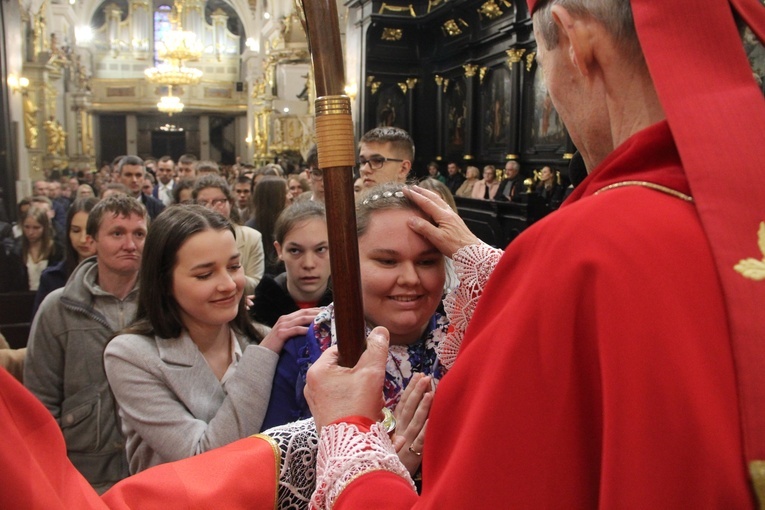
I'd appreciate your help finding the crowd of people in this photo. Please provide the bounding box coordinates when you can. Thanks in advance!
[1,0,764,506]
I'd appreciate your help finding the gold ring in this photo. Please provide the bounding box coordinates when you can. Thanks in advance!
[408,444,422,456]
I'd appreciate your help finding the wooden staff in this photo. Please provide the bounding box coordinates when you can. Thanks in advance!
[299,0,366,367]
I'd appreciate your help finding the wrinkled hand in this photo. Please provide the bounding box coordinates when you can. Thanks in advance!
[404,185,480,258]
[259,307,322,353]
[305,327,390,433]
[391,373,433,475]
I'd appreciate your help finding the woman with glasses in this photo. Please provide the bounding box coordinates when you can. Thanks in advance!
[192,175,265,294]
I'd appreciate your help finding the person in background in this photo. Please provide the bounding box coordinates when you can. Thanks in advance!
[32,180,49,197]
[287,174,310,201]
[247,176,292,276]
[32,197,99,316]
[232,175,253,222]
[249,200,333,328]
[172,179,195,205]
[357,126,412,189]
[444,161,465,195]
[471,165,500,200]
[196,160,220,176]
[25,195,148,492]
[496,160,524,201]
[10,206,63,291]
[104,205,317,474]
[12,197,32,239]
[177,154,198,181]
[534,165,564,210]
[454,165,480,198]
[192,175,265,294]
[116,156,165,219]
[154,156,175,206]
[422,162,446,184]
[76,184,96,199]
[353,176,364,199]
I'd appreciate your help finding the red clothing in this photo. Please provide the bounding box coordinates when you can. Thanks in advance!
[0,367,279,509]
[334,122,753,508]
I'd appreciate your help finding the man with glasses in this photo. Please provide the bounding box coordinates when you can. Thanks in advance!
[357,127,413,189]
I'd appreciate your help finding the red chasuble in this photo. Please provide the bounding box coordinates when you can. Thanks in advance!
[334,122,753,508]
[0,367,280,509]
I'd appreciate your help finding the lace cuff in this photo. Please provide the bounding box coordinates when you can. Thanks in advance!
[311,422,416,510]
[439,243,504,370]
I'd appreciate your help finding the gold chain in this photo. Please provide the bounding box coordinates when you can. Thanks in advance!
[594,180,694,202]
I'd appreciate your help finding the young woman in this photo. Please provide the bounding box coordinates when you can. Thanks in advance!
[192,175,265,294]
[33,197,98,315]
[246,176,292,276]
[104,205,319,474]
[249,200,333,327]
[12,206,63,291]
[262,183,449,433]
[535,165,565,210]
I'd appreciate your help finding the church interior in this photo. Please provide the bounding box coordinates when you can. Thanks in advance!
[0,0,584,221]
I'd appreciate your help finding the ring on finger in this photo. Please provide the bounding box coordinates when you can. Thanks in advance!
[408,444,422,456]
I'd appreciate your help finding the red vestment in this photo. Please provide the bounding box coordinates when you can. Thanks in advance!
[0,366,279,509]
[334,122,753,508]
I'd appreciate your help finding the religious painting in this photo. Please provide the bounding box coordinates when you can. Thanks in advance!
[446,76,467,153]
[374,84,408,130]
[523,60,568,154]
[480,64,514,153]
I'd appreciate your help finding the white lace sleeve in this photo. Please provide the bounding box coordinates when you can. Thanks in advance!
[438,243,504,370]
[310,422,416,510]
[262,418,320,508]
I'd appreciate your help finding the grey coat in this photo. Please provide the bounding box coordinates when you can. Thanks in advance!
[104,329,278,474]
[24,257,135,492]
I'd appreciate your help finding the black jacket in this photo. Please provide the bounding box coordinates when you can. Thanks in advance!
[249,272,333,327]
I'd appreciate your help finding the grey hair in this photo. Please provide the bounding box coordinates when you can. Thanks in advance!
[533,0,641,60]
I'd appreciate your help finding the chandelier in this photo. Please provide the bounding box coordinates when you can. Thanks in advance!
[145,63,202,85]
[145,0,203,113]
[158,29,202,63]
[157,89,184,115]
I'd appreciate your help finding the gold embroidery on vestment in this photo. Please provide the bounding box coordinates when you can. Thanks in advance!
[734,222,765,281]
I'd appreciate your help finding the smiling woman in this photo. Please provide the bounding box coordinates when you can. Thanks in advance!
[261,183,448,476]
[103,205,320,474]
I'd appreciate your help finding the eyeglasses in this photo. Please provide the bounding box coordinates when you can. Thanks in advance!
[357,156,405,170]
[195,198,229,208]
[310,168,323,180]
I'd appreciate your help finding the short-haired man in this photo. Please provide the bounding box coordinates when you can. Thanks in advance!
[153,155,175,206]
[233,175,253,222]
[32,180,49,197]
[196,160,220,176]
[117,155,165,219]
[357,127,413,188]
[25,195,148,492]
[444,161,465,195]
[496,160,524,201]
[177,153,198,180]
[47,180,69,234]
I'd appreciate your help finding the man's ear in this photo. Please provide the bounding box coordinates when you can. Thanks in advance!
[399,160,412,181]
[551,5,594,76]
